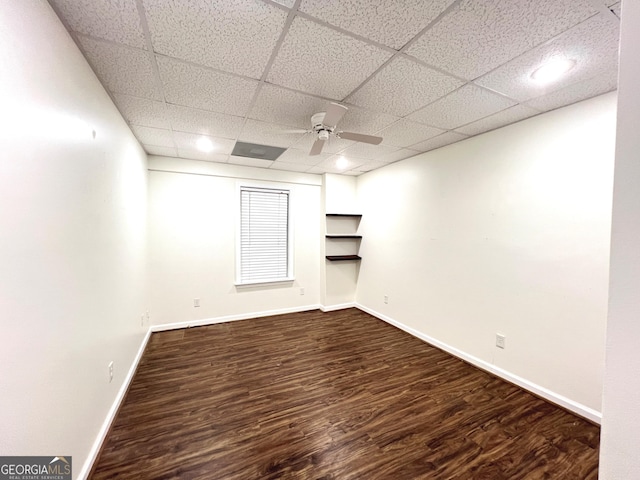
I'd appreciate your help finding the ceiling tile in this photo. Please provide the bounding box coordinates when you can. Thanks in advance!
[267,17,392,99]
[610,3,621,18]
[143,145,178,157]
[167,105,244,139]
[407,0,597,80]
[410,131,468,152]
[408,84,517,129]
[475,14,619,101]
[525,71,617,112]
[142,0,287,78]
[178,150,229,162]
[50,0,146,48]
[340,142,400,160]
[318,155,366,173]
[455,104,541,136]
[379,119,445,148]
[299,0,456,49]
[292,134,354,154]
[157,56,259,115]
[130,125,174,147]
[113,94,170,129]
[269,162,312,172]
[276,147,329,165]
[238,119,305,148]
[347,56,464,116]
[228,156,275,168]
[77,35,161,100]
[172,132,236,154]
[338,104,399,135]
[376,148,421,164]
[355,160,393,172]
[249,84,327,128]
[272,0,296,7]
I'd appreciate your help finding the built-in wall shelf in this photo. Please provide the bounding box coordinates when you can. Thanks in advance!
[326,255,362,261]
[326,213,362,218]
[325,235,363,239]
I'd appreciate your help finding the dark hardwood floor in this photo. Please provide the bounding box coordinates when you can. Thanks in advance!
[90,308,599,479]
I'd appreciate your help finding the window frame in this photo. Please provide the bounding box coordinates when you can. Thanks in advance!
[235,182,294,286]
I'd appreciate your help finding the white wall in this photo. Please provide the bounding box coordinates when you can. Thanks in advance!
[147,157,322,326]
[599,0,640,476]
[356,93,616,419]
[0,1,148,479]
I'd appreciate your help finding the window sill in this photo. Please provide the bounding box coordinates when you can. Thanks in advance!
[235,277,295,287]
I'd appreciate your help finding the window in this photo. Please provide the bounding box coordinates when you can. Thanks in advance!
[237,185,292,285]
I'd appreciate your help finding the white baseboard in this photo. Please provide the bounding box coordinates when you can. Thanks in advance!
[150,304,322,332]
[320,302,356,312]
[356,303,602,425]
[78,328,152,480]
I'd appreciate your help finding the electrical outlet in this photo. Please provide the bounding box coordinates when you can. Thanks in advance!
[300,287,305,296]
[496,334,506,349]
[384,295,389,304]
[193,298,200,308]
[108,361,114,383]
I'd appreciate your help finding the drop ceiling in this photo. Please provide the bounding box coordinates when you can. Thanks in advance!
[48,0,620,176]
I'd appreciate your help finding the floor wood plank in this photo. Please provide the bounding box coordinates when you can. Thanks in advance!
[90,308,599,479]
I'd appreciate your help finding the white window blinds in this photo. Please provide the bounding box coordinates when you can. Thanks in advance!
[239,186,291,284]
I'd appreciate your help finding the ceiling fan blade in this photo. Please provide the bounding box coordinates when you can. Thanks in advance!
[338,131,383,145]
[309,138,326,156]
[323,103,348,128]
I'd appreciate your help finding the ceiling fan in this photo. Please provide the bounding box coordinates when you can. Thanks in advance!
[284,103,383,156]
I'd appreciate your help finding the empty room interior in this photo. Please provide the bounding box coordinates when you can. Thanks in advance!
[2,0,640,478]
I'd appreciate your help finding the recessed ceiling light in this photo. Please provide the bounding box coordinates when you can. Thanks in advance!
[531,58,576,84]
[336,156,349,170]
[196,137,214,152]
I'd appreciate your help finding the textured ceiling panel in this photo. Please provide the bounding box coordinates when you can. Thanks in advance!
[406,0,597,80]
[267,17,392,98]
[525,71,618,112]
[340,142,400,160]
[379,119,445,148]
[113,94,170,129]
[454,104,541,136]
[50,0,146,48]
[408,84,516,129]
[249,84,327,129]
[338,105,398,135]
[157,56,259,115]
[299,0,456,49]
[131,125,174,147]
[178,150,229,162]
[275,147,329,165]
[78,36,161,100]
[142,0,287,78]
[144,145,178,157]
[173,132,236,154]
[270,162,313,172]
[475,14,619,101]
[166,105,244,139]
[239,119,305,148]
[228,155,275,168]
[410,131,468,152]
[347,56,464,116]
[54,0,620,175]
[375,148,421,164]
